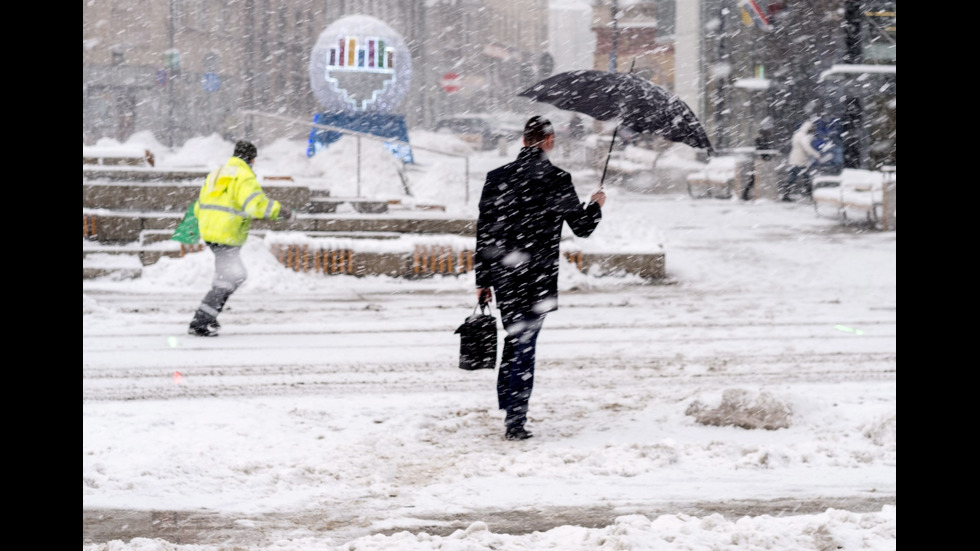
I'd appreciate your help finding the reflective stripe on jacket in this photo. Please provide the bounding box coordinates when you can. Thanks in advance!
[194,156,282,246]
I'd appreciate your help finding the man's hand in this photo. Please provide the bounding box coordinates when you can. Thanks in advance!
[279,207,293,221]
[590,189,606,207]
[477,287,493,306]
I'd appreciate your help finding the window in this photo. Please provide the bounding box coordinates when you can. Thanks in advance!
[862,1,895,63]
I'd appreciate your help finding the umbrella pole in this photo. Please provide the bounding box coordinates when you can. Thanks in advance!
[599,59,633,189]
[599,124,620,189]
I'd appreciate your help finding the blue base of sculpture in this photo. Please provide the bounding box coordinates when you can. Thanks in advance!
[307,112,414,164]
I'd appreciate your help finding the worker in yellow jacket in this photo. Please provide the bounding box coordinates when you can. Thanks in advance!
[188,140,293,336]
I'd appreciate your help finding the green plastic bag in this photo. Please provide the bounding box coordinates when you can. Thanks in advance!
[171,200,201,245]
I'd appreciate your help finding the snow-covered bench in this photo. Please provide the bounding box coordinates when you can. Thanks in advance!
[83,145,155,167]
[686,156,738,199]
[812,167,896,230]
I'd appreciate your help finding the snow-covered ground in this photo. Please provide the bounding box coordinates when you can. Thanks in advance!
[83,131,896,550]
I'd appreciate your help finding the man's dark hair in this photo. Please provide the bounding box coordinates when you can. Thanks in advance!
[233,140,258,163]
[523,116,554,147]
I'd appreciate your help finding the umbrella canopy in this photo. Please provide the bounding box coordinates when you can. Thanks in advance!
[518,69,713,153]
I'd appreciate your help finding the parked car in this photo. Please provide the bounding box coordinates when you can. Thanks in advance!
[433,115,522,151]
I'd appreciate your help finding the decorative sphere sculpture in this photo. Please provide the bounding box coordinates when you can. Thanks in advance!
[308,15,412,114]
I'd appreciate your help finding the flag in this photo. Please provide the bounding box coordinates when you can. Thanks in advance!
[738,0,773,32]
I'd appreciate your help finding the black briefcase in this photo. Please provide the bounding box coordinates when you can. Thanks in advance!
[454,303,499,371]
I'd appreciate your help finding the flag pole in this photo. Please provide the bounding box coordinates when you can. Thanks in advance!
[598,58,636,190]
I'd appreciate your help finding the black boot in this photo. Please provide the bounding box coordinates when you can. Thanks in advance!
[505,426,533,440]
[504,408,532,439]
[188,310,220,337]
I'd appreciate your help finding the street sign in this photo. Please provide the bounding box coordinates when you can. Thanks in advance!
[201,72,221,93]
[440,72,461,93]
[163,48,180,73]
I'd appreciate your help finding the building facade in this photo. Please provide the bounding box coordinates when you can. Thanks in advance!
[587,0,894,168]
[591,0,675,84]
[696,0,895,167]
[83,0,550,147]
[83,0,893,169]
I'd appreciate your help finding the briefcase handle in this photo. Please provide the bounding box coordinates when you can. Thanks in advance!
[476,287,495,314]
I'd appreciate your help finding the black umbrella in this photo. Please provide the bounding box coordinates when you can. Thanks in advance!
[518,67,714,186]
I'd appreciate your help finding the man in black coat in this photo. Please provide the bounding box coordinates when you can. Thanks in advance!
[475,115,606,440]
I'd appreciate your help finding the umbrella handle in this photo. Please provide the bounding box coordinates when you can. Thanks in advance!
[598,124,620,189]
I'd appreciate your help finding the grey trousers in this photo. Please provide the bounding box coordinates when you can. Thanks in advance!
[189,243,247,329]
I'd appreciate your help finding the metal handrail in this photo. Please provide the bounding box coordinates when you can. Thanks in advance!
[240,110,473,203]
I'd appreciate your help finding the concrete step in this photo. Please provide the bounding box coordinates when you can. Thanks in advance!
[82,182,314,213]
[279,215,474,235]
[83,211,184,244]
[83,241,203,276]
[81,180,453,220]
[386,199,446,212]
[83,166,211,182]
[83,210,476,244]
[83,265,142,279]
[81,164,297,183]
[307,197,389,214]
[138,229,404,245]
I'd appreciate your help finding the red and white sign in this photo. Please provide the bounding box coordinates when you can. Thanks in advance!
[440,72,461,93]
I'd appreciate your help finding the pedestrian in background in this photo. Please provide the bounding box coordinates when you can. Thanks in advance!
[475,116,606,440]
[755,118,776,160]
[742,119,777,201]
[187,140,293,337]
[811,115,844,176]
[781,120,823,201]
[568,114,585,140]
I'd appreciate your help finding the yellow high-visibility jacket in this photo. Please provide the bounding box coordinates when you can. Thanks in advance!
[194,156,283,246]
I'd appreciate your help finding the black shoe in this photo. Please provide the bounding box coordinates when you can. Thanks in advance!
[505,426,533,440]
[188,325,219,337]
[780,196,793,202]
